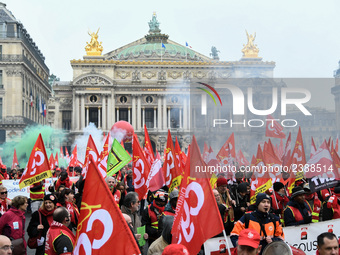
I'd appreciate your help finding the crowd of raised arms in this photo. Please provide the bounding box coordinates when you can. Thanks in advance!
[0,163,338,255]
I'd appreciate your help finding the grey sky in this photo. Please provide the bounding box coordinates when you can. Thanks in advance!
[7,0,340,110]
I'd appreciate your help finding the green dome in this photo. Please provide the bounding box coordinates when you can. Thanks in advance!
[116,42,201,61]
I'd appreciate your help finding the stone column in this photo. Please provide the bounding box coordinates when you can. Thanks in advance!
[111,89,116,124]
[179,107,182,129]
[72,92,76,130]
[162,96,167,130]
[98,107,101,128]
[116,107,119,122]
[142,107,145,128]
[128,107,131,123]
[137,96,141,131]
[75,95,80,130]
[183,97,188,130]
[132,96,136,130]
[167,107,171,129]
[80,95,85,130]
[102,95,106,130]
[107,94,112,129]
[154,107,157,129]
[158,96,162,130]
[86,107,89,126]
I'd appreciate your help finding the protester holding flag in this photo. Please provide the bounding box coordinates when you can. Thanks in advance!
[271,182,289,219]
[142,189,168,245]
[230,193,284,254]
[234,182,249,222]
[55,171,73,191]
[321,186,340,221]
[0,186,11,216]
[27,194,57,255]
[57,188,79,231]
[0,195,28,255]
[30,181,45,214]
[283,186,312,226]
[44,207,75,255]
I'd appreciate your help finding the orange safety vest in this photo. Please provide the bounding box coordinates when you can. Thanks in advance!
[148,205,160,230]
[311,197,322,223]
[30,183,45,201]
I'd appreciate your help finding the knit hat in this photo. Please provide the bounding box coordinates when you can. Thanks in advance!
[291,186,307,199]
[237,182,248,193]
[238,229,261,249]
[162,244,190,255]
[44,194,57,205]
[256,193,271,207]
[216,177,228,187]
[273,182,284,192]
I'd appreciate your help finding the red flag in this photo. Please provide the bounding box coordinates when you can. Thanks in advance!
[216,133,236,166]
[288,127,306,176]
[311,137,317,159]
[203,142,209,162]
[132,134,151,200]
[278,139,284,160]
[265,114,286,139]
[49,154,55,170]
[19,134,52,189]
[54,152,59,167]
[143,124,154,166]
[65,146,70,163]
[69,145,78,168]
[74,155,141,255]
[172,136,224,255]
[335,137,339,155]
[11,149,19,169]
[162,130,181,189]
[236,149,249,166]
[146,159,165,192]
[263,139,282,183]
[174,137,185,174]
[282,132,292,167]
[82,135,100,179]
[97,134,111,179]
[60,147,64,159]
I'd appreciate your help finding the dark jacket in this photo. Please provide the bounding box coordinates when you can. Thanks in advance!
[283,200,312,226]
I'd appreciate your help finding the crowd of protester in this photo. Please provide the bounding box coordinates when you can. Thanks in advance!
[0,162,338,255]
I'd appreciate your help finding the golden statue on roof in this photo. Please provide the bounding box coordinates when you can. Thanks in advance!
[242,30,260,58]
[85,28,103,56]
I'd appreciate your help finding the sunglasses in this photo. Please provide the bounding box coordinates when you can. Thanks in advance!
[0,191,7,195]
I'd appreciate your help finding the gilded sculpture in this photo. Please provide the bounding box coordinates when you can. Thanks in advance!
[241,30,260,58]
[85,28,103,56]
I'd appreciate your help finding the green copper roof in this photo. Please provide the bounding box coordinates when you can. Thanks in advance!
[117,43,198,60]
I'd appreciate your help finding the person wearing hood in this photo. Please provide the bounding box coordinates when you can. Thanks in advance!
[271,182,289,220]
[0,195,28,255]
[27,194,57,255]
[55,171,73,191]
[321,186,340,221]
[234,182,250,222]
[283,186,312,226]
[230,193,284,255]
[147,216,174,255]
[142,189,168,245]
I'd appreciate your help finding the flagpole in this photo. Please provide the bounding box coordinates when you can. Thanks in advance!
[222,230,232,255]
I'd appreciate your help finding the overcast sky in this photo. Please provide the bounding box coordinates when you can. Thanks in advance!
[7,0,340,110]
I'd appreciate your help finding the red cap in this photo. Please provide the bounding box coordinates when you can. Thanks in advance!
[162,244,190,255]
[238,229,260,248]
[216,177,228,187]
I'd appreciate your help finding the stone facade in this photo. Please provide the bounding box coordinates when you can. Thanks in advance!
[0,3,51,143]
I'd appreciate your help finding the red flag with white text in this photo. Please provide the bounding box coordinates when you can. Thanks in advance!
[265,114,286,139]
[49,154,55,170]
[69,145,78,168]
[82,135,100,179]
[132,134,151,200]
[19,134,52,189]
[216,133,236,166]
[172,136,224,255]
[144,124,154,166]
[74,155,141,255]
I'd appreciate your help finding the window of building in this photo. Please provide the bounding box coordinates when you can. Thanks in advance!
[6,24,15,38]
[146,96,153,103]
[62,111,72,130]
[119,108,128,122]
[120,96,127,104]
[0,130,5,144]
[0,70,2,88]
[145,108,154,128]
[0,98,2,120]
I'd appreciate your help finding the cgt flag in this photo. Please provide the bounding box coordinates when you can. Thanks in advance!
[265,114,286,139]
[19,134,52,189]
[74,155,141,255]
[107,138,132,177]
[172,135,224,255]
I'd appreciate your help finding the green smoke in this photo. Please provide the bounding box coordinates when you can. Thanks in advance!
[0,125,66,169]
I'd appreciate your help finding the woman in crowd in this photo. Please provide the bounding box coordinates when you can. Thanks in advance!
[0,195,28,255]
[117,181,126,208]
[0,185,11,216]
[27,194,57,255]
[57,188,79,230]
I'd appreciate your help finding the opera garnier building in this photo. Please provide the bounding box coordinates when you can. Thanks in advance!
[48,13,282,153]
